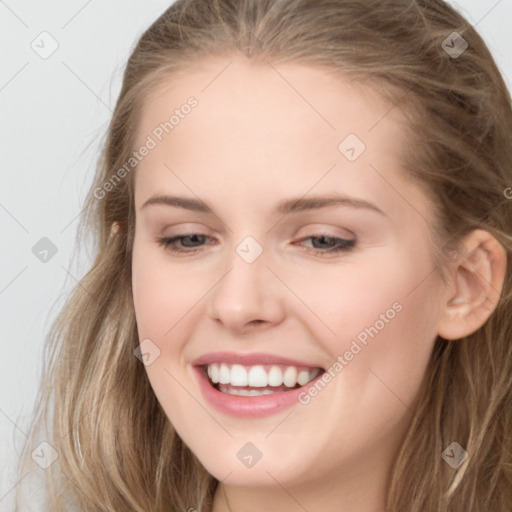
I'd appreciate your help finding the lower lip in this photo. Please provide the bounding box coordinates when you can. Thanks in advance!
[193,366,324,418]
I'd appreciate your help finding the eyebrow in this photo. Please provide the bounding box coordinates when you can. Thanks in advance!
[140,194,386,216]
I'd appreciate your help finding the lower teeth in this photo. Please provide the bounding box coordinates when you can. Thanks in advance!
[222,387,276,396]
[217,383,297,396]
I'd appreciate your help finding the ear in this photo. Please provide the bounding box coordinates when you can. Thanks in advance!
[110,221,120,236]
[438,229,507,340]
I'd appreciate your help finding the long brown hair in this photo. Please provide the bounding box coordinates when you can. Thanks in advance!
[15,0,512,510]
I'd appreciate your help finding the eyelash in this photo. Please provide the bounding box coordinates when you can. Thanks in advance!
[157,233,356,256]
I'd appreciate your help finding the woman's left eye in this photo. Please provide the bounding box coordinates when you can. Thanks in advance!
[157,234,356,255]
[296,235,356,255]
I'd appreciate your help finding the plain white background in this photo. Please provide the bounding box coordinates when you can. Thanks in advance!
[1,1,511,510]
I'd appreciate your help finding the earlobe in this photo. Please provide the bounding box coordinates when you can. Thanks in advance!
[438,229,507,341]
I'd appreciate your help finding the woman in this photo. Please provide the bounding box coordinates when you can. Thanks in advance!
[15,0,512,510]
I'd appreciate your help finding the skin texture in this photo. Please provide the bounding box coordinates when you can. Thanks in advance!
[130,57,507,512]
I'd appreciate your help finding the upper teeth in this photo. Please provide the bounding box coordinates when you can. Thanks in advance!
[206,363,321,388]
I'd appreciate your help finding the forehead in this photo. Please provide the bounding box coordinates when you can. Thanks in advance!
[132,57,421,219]
[135,56,408,147]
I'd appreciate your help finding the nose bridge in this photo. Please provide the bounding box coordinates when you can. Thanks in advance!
[207,236,285,331]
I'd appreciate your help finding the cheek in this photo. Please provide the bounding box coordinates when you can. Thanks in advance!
[310,248,441,409]
[287,250,434,341]
[132,242,205,343]
[131,243,208,432]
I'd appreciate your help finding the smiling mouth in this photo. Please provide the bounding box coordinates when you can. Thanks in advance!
[203,362,324,396]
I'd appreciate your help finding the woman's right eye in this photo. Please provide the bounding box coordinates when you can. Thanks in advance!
[157,234,213,254]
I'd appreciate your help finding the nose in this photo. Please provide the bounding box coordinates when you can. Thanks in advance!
[206,246,286,334]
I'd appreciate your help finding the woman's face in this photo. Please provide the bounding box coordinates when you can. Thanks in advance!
[131,57,449,496]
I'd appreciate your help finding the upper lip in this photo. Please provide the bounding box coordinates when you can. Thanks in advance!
[191,351,324,369]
